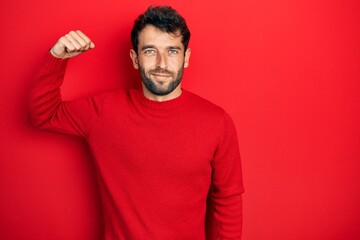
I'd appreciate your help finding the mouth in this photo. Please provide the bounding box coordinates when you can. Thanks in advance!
[151,73,172,78]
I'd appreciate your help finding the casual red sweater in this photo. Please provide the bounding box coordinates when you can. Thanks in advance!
[29,52,244,240]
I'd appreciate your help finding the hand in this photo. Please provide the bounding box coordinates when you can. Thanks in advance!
[50,30,95,59]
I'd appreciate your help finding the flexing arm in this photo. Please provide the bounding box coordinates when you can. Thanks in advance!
[29,31,105,137]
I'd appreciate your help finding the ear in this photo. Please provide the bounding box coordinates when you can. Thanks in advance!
[184,48,191,68]
[130,49,139,69]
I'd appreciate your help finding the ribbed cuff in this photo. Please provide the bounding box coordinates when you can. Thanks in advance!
[41,51,69,72]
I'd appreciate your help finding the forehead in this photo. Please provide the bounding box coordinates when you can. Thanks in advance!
[138,25,183,49]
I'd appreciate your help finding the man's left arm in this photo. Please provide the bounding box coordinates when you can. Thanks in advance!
[211,112,244,240]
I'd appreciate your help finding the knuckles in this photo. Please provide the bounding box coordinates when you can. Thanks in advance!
[56,30,93,55]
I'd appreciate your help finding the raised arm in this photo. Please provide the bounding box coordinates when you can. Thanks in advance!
[29,31,105,137]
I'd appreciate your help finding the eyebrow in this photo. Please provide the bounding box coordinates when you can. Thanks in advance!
[141,45,183,51]
[167,46,182,50]
[141,45,156,51]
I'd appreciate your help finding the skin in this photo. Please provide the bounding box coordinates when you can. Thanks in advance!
[130,25,191,102]
[50,26,191,102]
[50,30,95,59]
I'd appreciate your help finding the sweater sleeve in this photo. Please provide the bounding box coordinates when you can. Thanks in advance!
[29,52,107,137]
[210,112,244,240]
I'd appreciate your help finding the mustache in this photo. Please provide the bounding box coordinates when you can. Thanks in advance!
[148,68,174,75]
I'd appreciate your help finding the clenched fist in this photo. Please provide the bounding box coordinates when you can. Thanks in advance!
[50,30,95,59]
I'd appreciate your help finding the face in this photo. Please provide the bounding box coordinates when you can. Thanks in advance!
[130,25,191,100]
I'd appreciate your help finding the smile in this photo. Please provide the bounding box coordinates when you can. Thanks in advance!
[152,73,171,78]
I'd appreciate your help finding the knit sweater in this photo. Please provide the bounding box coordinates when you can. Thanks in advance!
[29,52,244,240]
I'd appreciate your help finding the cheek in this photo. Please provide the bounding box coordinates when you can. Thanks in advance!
[139,58,156,70]
[169,58,185,69]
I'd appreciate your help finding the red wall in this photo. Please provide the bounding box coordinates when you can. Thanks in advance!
[1,0,359,239]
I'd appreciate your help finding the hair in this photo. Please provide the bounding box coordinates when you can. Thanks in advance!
[131,5,191,53]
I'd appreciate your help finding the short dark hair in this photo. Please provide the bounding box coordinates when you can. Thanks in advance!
[131,6,191,53]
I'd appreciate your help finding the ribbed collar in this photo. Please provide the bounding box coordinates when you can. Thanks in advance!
[130,88,189,111]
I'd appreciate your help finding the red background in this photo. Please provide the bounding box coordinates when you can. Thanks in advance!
[1,0,359,239]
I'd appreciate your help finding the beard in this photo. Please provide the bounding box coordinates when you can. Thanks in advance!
[139,65,184,96]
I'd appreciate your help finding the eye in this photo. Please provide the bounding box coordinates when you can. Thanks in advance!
[168,49,179,54]
[144,49,155,54]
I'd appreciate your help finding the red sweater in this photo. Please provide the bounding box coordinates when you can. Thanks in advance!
[30,53,244,240]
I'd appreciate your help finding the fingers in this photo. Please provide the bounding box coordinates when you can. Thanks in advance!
[51,30,95,58]
[76,30,95,50]
[62,30,95,52]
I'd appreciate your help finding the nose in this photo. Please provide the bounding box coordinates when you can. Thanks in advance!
[156,52,167,69]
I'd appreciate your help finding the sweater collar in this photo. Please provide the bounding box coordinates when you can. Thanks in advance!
[130,88,188,110]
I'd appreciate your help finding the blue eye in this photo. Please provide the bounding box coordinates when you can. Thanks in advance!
[144,49,155,54]
[169,49,178,54]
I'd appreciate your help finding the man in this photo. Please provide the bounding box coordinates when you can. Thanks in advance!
[30,5,244,240]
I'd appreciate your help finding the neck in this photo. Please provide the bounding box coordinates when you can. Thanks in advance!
[142,84,182,102]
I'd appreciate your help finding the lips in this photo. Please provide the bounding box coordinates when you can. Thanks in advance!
[152,73,171,77]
